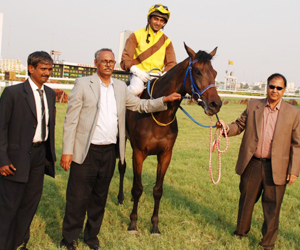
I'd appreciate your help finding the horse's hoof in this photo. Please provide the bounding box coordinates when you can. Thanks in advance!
[127,229,139,235]
[150,229,161,235]
[118,201,123,205]
[151,232,161,237]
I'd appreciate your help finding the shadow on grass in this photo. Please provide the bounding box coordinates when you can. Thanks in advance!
[108,161,299,249]
[108,165,237,233]
[36,173,67,245]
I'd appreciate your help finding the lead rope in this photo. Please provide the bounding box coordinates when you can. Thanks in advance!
[209,117,229,185]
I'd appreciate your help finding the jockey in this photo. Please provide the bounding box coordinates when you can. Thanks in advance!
[121,4,177,95]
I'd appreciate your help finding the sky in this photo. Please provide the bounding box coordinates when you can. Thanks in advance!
[1,0,300,85]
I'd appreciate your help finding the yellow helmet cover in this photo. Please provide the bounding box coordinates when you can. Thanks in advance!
[147,4,170,23]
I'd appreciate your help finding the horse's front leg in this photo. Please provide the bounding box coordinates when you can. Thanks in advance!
[128,150,145,233]
[151,150,172,234]
[117,159,126,204]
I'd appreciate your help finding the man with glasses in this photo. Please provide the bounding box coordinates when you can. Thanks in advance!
[59,48,181,250]
[121,4,176,95]
[217,73,300,250]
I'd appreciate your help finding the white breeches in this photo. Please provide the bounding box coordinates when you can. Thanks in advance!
[128,75,145,96]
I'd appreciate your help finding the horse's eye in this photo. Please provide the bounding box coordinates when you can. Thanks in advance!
[194,69,201,76]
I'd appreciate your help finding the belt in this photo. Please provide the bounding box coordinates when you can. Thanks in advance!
[253,156,271,162]
[32,141,44,147]
[90,143,116,149]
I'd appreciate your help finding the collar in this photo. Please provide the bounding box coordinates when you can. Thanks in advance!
[266,98,282,111]
[28,77,44,92]
[148,25,163,36]
[98,76,113,87]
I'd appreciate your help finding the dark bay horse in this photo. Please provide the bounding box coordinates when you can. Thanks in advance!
[118,44,222,234]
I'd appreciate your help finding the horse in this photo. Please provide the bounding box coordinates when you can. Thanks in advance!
[117,43,222,234]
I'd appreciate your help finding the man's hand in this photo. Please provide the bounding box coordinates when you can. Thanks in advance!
[163,93,182,103]
[0,164,16,176]
[216,120,229,133]
[287,174,297,185]
[60,154,73,172]
[130,65,151,82]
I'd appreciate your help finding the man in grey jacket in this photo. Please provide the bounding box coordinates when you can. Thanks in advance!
[60,48,181,250]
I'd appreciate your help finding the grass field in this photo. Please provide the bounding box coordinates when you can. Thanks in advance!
[15,100,300,249]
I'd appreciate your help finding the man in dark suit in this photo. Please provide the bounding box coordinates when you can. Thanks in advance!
[217,73,300,249]
[0,51,56,250]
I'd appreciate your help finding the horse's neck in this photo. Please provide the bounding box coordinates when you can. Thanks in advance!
[152,60,189,98]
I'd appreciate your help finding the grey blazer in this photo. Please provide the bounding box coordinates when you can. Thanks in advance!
[228,98,300,185]
[62,73,167,164]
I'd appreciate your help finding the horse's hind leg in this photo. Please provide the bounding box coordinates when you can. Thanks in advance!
[151,151,172,234]
[128,150,145,233]
[117,159,126,204]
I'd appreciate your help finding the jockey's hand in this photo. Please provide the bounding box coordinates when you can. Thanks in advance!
[130,65,151,82]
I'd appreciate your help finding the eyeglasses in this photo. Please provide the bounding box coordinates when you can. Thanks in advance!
[153,4,168,10]
[268,85,284,91]
[99,60,116,65]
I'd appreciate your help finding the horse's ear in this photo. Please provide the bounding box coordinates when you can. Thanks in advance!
[184,42,196,60]
[209,47,218,57]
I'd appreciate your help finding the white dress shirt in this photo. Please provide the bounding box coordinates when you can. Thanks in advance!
[28,77,49,142]
[91,77,118,145]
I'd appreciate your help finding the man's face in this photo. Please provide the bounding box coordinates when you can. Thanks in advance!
[94,51,115,78]
[28,62,53,87]
[149,16,165,32]
[267,77,286,105]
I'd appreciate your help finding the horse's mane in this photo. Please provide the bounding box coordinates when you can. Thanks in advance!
[194,50,212,63]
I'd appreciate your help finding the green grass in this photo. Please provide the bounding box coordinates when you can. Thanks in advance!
[21,100,300,249]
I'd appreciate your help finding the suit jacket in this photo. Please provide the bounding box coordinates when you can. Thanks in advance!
[0,80,56,183]
[62,73,167,165]
[228,98,300,185]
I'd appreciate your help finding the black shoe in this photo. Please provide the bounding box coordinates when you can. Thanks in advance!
[60,239,77,250]
[19,242,29,250]
[84,241,100,250]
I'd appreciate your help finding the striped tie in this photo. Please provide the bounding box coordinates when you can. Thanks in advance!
[37,89,46,141]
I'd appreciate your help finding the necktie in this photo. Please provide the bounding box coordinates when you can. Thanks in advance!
[37,89,46,141]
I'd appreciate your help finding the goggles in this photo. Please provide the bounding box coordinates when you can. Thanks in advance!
[152,4,168,10]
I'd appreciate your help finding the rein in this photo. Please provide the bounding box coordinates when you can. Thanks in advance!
[150,79,176,127]
[209,117,229,185]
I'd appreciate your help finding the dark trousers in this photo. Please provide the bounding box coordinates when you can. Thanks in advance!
[0,144,46,250]
[62,144,116,246]
[234,157,286,249]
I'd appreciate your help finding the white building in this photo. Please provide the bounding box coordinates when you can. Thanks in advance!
[0,13,3,60]
[286,82,295,93]
[224,70,238,90]
[117,30,133,65]
[0,58,26,73]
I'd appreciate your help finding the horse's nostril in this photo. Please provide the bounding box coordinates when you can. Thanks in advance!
[209,100,222,110]
[210,101,218,108]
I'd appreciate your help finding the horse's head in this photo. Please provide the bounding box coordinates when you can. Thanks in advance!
[183,43,222,116]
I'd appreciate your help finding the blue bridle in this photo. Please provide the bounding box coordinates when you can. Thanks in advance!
[181,58,219,127]
[146,58,219,127]
[182,58,216,103]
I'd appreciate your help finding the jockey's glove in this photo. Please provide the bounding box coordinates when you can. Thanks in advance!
[130,65,151,82]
